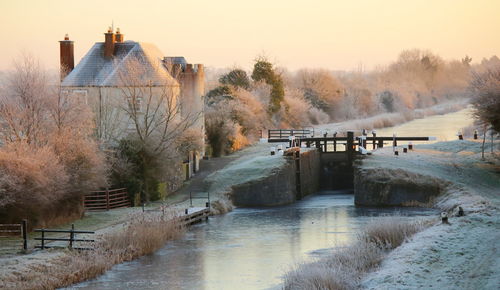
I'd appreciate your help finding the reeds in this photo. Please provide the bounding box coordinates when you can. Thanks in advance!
[284,216,427,290]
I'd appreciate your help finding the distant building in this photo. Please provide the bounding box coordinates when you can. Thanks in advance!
[59,28,204,178]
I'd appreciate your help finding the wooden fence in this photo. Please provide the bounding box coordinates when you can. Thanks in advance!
[268,129,311,139]
[84,188,131,211]
[34,224,94,250]
[0,220,28,250]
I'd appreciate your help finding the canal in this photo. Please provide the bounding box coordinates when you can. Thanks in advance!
[73,107,473,290]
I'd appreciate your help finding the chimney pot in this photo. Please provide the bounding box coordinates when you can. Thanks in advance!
[115,27,124,43]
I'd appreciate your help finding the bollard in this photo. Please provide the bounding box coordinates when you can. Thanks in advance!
[270,147,276,156]
[185,208,188,215]
[458,132,463,140]
[458,206,465,217]
[22,219,28,251]
[394,147,399,156]
[69,224,75,249]
[441,212,449,224]
[41,229,45,250]
[372,130,377,150]
[408,142,413,150]
[474,130,478,140]
[403,147,408,153]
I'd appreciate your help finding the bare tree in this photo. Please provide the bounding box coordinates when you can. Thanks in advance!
[115,57,201,200]
[0,54,50,145]
[118,57,200,156]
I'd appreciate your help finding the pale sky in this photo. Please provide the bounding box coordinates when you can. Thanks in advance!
[0,0,498,71]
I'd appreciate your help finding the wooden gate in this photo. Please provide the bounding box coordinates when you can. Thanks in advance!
[83,188,131,211]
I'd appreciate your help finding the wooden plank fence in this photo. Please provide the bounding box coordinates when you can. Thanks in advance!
[34,224,94,250]
[84,188,131,211]
[268,129,311,139]
[0,220,28,250]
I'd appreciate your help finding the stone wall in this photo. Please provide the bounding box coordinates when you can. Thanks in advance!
[354,167,445,206]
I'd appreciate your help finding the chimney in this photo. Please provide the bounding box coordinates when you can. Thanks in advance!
[59,34,74,80]
[115,27,124,43]
[104,27,115,59]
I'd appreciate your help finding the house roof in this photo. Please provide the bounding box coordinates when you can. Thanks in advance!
[61,41,178,87]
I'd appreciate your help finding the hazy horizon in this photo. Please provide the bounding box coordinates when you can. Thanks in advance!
[1,0,499,71]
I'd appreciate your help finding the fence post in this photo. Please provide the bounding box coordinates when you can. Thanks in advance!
[372,131,377,149]
[22,219,28,251]
[347,131,354,166]
[333,132,337,152]
[69,224,75,249]
[106,188,110,210]
[41,229,45,250]
[190,192,193,207]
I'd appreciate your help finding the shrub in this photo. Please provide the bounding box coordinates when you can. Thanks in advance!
[0,143,69,225]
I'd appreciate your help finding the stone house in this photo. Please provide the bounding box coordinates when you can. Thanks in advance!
[59,28,205,180]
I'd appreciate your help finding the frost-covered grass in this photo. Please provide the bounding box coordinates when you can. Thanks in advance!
[284,216,427,290]
[356,139,500,289]
[362,213,500,290]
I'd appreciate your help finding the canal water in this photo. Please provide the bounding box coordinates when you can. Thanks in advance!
[375,107,475,143]
[73,193,436,290]
[72,108,473,290]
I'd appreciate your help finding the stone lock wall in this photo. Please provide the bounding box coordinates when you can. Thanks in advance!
[354,167,445,207]
[230,149,321,207]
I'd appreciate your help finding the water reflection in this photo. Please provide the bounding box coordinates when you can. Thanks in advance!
[73,192,436,290]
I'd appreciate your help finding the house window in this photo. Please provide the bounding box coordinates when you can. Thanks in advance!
[72,89,88,104]
[128,97,142,113]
